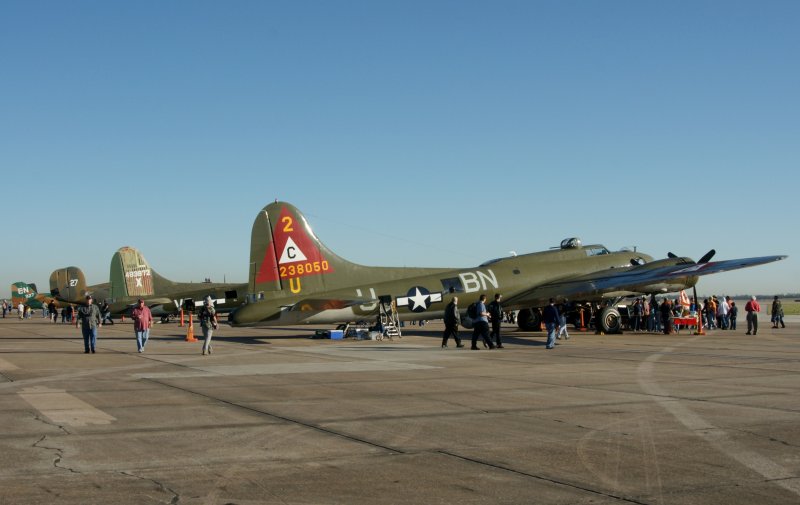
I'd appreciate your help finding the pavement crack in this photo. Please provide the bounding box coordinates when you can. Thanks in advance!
[33,435,80,474]
[32,412,71,435]
[118,470,181,504]
[437,449,653,504]
[148,378,406,455]
[730,428,800,448]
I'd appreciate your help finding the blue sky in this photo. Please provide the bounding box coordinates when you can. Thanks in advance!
[2,0,797,298]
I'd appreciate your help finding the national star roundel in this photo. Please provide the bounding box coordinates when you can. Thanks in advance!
[396,286,443,313]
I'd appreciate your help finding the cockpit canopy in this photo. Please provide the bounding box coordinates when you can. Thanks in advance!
[560,238,582,249]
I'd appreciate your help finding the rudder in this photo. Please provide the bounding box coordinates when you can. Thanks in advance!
[109,246,161,299]
[49,267,87,302]
[248,201,360,298]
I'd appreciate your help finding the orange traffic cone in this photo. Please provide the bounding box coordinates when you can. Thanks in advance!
[578,308,587,332]
[694,313,705,335]
[185,314,197,342]
[179,308,184,327]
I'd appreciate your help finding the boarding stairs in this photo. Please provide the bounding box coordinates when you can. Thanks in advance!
[379,298,402,340]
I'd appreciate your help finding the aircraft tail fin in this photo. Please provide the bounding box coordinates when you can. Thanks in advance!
[109,246,171,299]
[49,267,87,302]
[11,282,37,307]
[249,201,363,297]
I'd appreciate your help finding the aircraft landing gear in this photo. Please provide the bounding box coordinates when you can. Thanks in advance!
[596,306,622,334]
[517,308,542,331]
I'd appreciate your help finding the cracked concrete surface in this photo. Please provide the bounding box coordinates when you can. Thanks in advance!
[1,317,799,504]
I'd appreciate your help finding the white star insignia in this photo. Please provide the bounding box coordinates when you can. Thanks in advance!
[408,287,430,311]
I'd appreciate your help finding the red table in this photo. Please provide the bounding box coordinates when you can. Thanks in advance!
[673,316,699,333]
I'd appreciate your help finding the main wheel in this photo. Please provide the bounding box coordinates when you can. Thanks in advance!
[597,306,622,334]
[517,308,542,331]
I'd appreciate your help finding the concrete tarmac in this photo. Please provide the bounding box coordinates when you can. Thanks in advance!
[1,314,798,504]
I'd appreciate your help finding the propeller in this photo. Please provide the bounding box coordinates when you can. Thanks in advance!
[666,249,715,264]
[697,249,715,264]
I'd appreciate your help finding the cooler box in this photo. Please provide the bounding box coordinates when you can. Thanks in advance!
[330,330,344,340]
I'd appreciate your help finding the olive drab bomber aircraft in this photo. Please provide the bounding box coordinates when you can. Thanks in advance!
[229,201,787,333]
[49,246,247,321]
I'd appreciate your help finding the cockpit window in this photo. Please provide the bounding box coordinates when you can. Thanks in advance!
[585,247,610,256]
[440,277,465,293]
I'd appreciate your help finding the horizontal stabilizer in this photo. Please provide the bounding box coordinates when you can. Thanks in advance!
[287,297,372,312]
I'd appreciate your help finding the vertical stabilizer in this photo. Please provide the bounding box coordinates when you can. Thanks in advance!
[11,282,37,307]
[49,267,87,302]
[109,247,164,299]
[249,201,362,298]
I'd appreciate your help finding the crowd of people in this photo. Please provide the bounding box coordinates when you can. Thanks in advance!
[0,292,791,354]
[438,293,790,349]
[624,294,788,336]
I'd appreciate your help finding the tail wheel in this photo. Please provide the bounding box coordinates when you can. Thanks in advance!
[517,308,542,331]
[598,306,622,334]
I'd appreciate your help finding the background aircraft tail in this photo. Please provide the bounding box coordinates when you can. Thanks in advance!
[249,201,372,297]
[11,282,38,307]
[49,267,88,302]
[109,246,173,299]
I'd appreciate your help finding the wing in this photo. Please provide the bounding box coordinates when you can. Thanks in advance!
[503,255,787,308]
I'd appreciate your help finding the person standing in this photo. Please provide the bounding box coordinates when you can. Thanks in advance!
[470,294,494,350]
[2,300,6,318]
[631,299,642,331]
[660,298,673,334]
[47,300,57,323]
[652,295,662,333]
[771,296,785,328]
[131,298,153,353]
[745,296,760,335]
[199,296,218,355]
[487,293,504,348]
[543,298,560,350]
[729,301,738,330]
[717,296,729,330]
[77,295,102,353]
[441,296,464,348]
[705,297,717,330]
[557,304,570,340]
[100,300,114,325]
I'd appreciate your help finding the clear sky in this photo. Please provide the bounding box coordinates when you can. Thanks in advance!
[2,0,797,299]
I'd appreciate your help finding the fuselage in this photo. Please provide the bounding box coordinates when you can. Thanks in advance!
[230,245,668,326]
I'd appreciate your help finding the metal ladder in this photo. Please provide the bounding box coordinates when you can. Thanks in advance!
[378,298,402,340]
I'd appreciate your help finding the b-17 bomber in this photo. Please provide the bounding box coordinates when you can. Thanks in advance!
[49,246,246,321]
[228,201,787,333]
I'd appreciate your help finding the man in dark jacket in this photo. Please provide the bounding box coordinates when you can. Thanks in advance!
[487,293,504,348]
[441,297,464,348]
[77,295,102,353]
[543,299,560,350]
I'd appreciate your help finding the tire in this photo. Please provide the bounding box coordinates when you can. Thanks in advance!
[517,308,542,331]
[598,306,622,334]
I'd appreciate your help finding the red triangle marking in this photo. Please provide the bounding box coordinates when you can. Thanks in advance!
[255,238,279,283]
[273,206,334,277]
